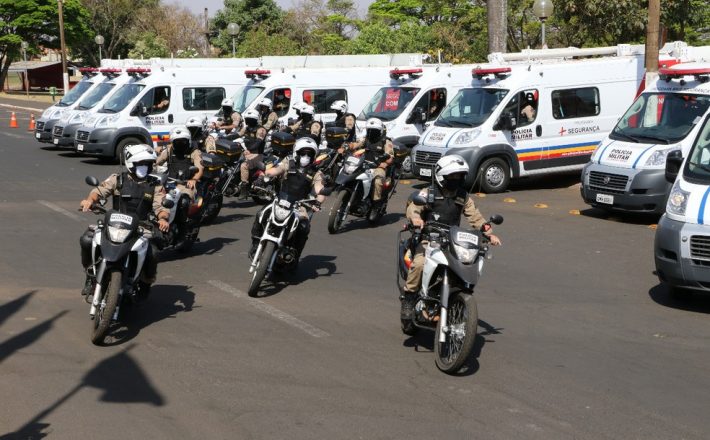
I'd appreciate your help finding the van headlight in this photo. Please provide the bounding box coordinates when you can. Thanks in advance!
[69,112,87,124]
[454,129,480,145]
[666,180,690,216]
[60,111,73,123]
[452,243,476,264]
[107,225,131,243]
[645,147,678,167]
[95,115,119,127]
[42,107,56,118]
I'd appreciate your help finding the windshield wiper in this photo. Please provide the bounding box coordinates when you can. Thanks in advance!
[611,131,641,143]
[100,108,117,114]
[77,105,89,110]
[689,161,710,173]
[635,134,671,145]
[436,120,452,127]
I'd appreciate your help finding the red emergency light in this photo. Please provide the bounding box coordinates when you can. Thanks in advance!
[245,69,271,80]
[126,67,152,77]
[473,67,512,79]
[99,68,122,77]
[390,68,423,80]
[660,66,710,84]
[79,67,99,76]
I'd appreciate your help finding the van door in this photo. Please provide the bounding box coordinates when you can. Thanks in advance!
[140,85,172,147]
[498,89,545,168]
[402,88,447,144]
[303,88,348,123]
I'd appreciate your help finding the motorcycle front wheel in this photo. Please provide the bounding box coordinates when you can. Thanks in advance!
[434,293,478,374]
[327,189,350,234]
[247,241,275,297]
[91,269,121,345]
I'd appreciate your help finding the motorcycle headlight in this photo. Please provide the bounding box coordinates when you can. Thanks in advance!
[107,225,131,243]
[454,129,481,145]
[645,147,679,167]
[344,163,358,174]
[666,180,690,216]
[452,243,476,264]
[95,115,119,128]
[69,112,87,124]
[273,200,292,221]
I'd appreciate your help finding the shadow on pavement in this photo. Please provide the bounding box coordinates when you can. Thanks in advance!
[580,207,660,226]
[0,310,68,365]
[256,254,338,298]
[1,345,164,440]
[0,290,36,328]
[102,284,196,346]
[337,212,405,233]
[206,212,253,226]
[158,237,238,262]
[648,283,710,314]
[508,172,581,191]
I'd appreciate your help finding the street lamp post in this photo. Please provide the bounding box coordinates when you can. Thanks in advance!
[227,23,240,57]
[57,0,69,93]
[532,0,554,49]
[94,35,104,63]
[21,41,29,99]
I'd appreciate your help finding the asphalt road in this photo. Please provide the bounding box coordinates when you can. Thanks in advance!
[1,102,709,439]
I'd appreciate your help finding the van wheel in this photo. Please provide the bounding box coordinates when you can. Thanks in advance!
[115,137,142,163]
[477,157,510,193]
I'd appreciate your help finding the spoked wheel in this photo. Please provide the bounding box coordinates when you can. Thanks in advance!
[247,241,275,297]
[434,293,478,374]
[327,189,350,234]
[91,269,122,345]
[201,194,223,225]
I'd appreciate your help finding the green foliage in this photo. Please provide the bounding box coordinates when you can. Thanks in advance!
[210,0,285,56]
[662,0,710,45]
[235,28,304,57]
[127,32,170,59]
[346,21,433,54]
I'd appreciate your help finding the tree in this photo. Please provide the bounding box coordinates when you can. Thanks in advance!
[347,21,433,54]
[131,4,208,57]
[662,0,710,45]
[210,0,285,56]
[235,28,303,57]
[127,32,169,59]
[488,0,507,53]
[0,0,89,91]
[552,0,646,47]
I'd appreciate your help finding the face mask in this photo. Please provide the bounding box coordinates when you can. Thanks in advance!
[135,165,149,179]
[367,130,380,143]
[302,113,313,123]
[173,142,189,157]
[299,155,312,167]
[443,178,462,191]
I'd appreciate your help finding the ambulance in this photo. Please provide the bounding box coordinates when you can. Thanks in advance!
[654,63,710,296]
[230,54,424,125]
[34,67,109,143]
[72,58,258,160]
[581,44,710,214]
[411,44,650,193]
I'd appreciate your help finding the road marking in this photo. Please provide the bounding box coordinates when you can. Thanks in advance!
[534,203,548,209]
[0,131,28,139]
[503,197,516,203]
[0,103,44,112]
[569,209,581,215]
[208,279,330,338]
[37,200,82,222]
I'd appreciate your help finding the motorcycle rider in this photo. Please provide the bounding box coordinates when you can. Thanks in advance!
[185,116,207,152]
[326,100,357,144]
[350,117,394,209]
[256,97,278,131]
[287,104,321,145]
[249,137,328,263]
[156,126,203,201]
[79,144,170,298]
[237,109,268,198]
[401,154,501,318]
[213,98,240,133]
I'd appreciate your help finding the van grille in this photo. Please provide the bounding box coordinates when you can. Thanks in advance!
[53,125,64,136]
[36,121,45,131]
[76,130,90,142]
[588,171,628,195]
[690,235,710,261]
[415,151,442,166]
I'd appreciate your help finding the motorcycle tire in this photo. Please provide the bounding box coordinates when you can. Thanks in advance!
[91,269,121,346]
[327,189,350,234]
[201,194,223,225]
[247,241,275,297]
[434,293,478,374]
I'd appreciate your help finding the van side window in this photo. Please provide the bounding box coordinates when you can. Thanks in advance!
[141,86,170,115]
[413,88,447,122]
[501,90,539,128]
[182,87,226,111]
[303,89,347,114]
[552,87,599,119]
[266,88,291,117]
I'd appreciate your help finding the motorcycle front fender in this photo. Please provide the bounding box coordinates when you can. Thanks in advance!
[100,234,138,264]
[445,250,480,287]
[335,172,358,186]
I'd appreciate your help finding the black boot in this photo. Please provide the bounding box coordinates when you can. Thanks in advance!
[399,292,417,320]
[238,181,250,200]
[82,275,95,303]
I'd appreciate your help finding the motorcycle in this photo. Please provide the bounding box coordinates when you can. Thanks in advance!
[247,188,323,297]
[81,175,173,345]
[396,196,503,373]
[327,149,400,233]
[153,167,201,252]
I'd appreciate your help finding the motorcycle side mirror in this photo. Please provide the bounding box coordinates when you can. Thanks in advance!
[319,186,333,197]
[409,191,428,206]
[665,150,683,183]
[489,214,504,225]
[162,199,175,209]
[85,176,100,187]
[148,173,167,186]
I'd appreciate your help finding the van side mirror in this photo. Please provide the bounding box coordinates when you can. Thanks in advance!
[665,150,683,183]
[496,113,517,131]
[406,107,425,125]
[130,104,149,117]
[85,176,100,187]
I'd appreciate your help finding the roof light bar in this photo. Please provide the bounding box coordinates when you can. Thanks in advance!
[99,68,122,76]
[126,67,152,77]
[660,66,710,84]
[245,69,271,80]
[390,68,423,80]
[473,67,512,79]
[79,67,99,76]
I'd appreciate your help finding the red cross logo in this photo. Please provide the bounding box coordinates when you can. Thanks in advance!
[559,127,567,136]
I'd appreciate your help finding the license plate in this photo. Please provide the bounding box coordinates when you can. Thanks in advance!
[457,231,479,245]
[77,144,84,151]
[420,168,432,177]
[35,133,41,139]
[596,193,614,204]
[53,138,59,144]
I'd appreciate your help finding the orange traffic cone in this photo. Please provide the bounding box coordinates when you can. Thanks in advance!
[28,113,36,131]
[9,112,18,128]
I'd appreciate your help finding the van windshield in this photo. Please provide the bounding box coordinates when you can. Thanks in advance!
[99,84,146,114]
[358,87,421,122]
[611,92,710,144]
[58,80,93,107]
[435,88,509,128]
[683,115,710,183]
[232,86,264,113]
[77,83,116,110]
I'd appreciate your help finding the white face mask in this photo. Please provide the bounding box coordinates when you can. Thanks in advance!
[299,156,311,167]
[135,165,149,179]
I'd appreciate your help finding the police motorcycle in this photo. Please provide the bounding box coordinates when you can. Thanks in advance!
[154,167,201,252]
[313,126,351,185]
[397,193,503,373]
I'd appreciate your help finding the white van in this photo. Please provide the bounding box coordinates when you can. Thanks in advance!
[654,67,710,295]
[581,45,710,214]
[411,44,648,193]
[34,68,108,143]
[73,61,257,160]
[230,54,424,125]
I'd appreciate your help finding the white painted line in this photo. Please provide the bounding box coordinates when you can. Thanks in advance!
[37,200,82,222]
[0,103,44,112]
[0,131,27,139]
[208,279,330,338]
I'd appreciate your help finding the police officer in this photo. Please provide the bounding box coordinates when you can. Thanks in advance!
[185,116,207,152]
[287,104,321,145]
[79,144,170,298]
[249,137,328,263]
[156,126,204,201]
[401,154,501,318]
[326,100,357,143]
[350,117,394,208]
[237,109,267,198]
[214,98,241,133]
[256,97,278,131]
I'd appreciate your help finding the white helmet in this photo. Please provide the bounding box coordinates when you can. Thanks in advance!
[124,143,157,177]
[169,125,190,142]
[257,97,273,110]
[185,116,203,128]
[330,100,348,114]
[293,137,318,161]
[243,108,260,124]
[292,102,307,112]
[365,117,384,142]
[434,154,469,189]
[221,98,234,108]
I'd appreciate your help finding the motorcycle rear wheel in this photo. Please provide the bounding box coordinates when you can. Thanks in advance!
[201,194,223,225]
[434,293,478,374]
[247,241,275,297]
[327,189,349,234]
[91,269,121,345]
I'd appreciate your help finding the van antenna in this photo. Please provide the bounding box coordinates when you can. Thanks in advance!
[438,50,442,64]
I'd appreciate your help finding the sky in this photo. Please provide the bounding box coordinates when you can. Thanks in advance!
[171,0,374,17]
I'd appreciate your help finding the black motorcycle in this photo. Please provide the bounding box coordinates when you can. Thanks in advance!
[153,168,201,253]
